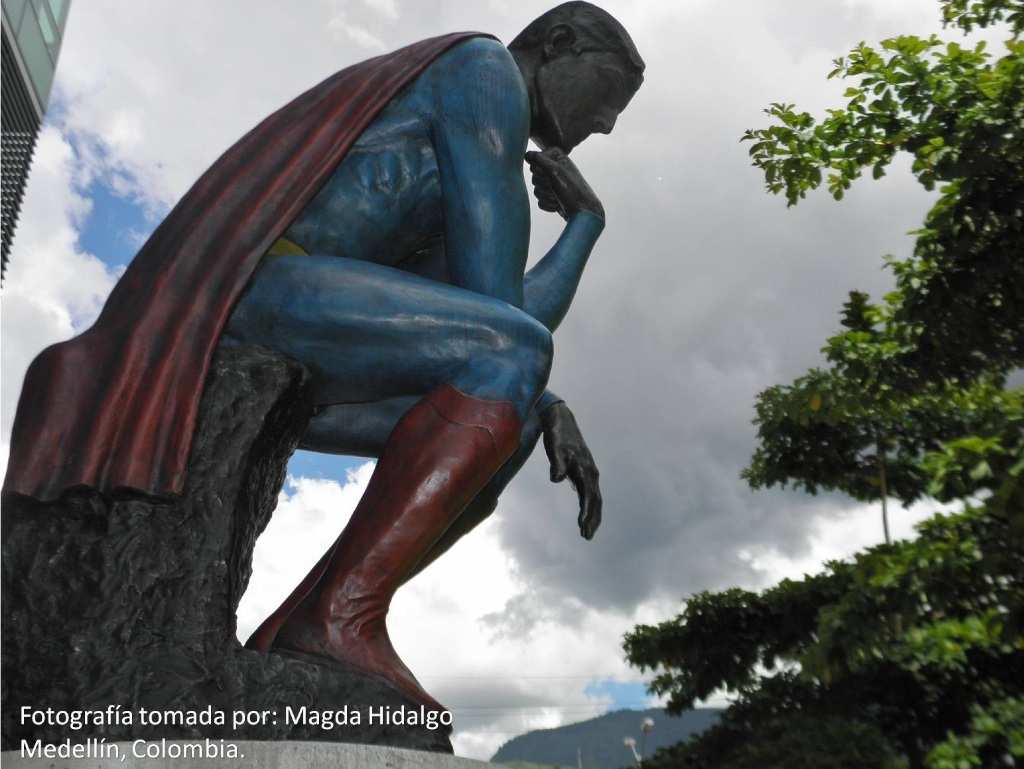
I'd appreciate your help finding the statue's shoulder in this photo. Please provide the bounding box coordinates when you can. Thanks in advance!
[418,36,529,125]
[438,35,514,70]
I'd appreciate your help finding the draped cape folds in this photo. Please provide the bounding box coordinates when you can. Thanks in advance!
[3,31,492,502]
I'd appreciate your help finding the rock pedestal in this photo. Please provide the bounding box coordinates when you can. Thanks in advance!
[1,344,452,753]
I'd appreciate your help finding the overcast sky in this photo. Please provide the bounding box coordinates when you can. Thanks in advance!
[1,0,974,759]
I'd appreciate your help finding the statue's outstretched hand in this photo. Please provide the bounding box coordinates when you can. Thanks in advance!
[525,147,605,222]
[540,401,602,540]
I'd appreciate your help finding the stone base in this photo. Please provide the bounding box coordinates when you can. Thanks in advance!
[1,344,451,752]
[1,741,492,768]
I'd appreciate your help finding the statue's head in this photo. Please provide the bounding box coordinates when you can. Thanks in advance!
[510,2,644,152]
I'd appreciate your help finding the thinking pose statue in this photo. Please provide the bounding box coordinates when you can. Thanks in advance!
[4,2,643,711]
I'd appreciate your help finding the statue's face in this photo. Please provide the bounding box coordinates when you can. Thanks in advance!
[533,49,640,152]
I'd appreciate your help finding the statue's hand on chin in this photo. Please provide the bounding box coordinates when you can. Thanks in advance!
[525,147,606,223]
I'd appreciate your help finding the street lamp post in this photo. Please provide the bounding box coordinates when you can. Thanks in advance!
[640,717,655,762]
[623,736,640,766]
[623,716,655,766]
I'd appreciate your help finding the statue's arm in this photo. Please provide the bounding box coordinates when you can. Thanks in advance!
[536,389,564,412]
[429,41,602,331]
[430,39,532,308]
[521,148,606,332]
[522,209,604,332]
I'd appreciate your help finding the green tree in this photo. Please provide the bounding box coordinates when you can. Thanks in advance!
[624,2,1024,767]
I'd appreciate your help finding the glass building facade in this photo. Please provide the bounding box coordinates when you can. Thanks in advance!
[1,0,70,276]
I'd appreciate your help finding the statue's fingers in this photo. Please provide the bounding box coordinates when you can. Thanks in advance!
[578,487,601,540]
[532,177,554,196]
[584,488,602,539]
[527,151,561,174]
[531,170,558,193]
[575,465,602,539]
[575,484,588,533]
[534,186,560,212]
[568,460,586,503]
[532,168,555,187]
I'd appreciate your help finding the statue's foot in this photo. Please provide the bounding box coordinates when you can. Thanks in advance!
[245,616,284,653]
[273,606,446,713]
[244,538,341,652]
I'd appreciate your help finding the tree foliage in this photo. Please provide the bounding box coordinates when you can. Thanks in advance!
[624,2,1024,767]
[626,510,1023,768]
[741,1,1023,384]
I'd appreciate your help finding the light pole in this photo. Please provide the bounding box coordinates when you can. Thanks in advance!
[640,717,655,762]
[623,717,655,766]
[623,736,640,766]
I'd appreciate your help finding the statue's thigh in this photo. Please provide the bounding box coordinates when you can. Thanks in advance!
[223,254,531,405]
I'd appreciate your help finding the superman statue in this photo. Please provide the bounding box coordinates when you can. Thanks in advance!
[3,2,644,711]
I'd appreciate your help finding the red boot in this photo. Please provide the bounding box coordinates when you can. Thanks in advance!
[247,384,521,710]
[244,537,339,653]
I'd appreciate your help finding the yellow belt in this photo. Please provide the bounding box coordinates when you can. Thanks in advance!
[266,236,308,257]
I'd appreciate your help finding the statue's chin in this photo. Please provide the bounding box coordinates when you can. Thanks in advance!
[530,118,558,151]
[534,86,569,151]
[534,125,575,154]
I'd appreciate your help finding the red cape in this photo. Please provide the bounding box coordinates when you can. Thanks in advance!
[4,32,491,502]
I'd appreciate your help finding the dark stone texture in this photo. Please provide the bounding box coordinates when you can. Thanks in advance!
[1,344,453,753]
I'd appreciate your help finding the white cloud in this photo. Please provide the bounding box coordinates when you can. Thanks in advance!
[361,0,400,21]
[736,497,957,588]
[323,0,390,52]
[105,110,145,154]
[1,127,119,444]
[342,24,389,52]
[51,1,423,216]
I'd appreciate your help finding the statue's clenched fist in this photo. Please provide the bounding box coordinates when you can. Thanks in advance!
[525,147,605,222]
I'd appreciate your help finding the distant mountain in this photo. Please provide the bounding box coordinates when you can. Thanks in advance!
[490,707,720,769]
